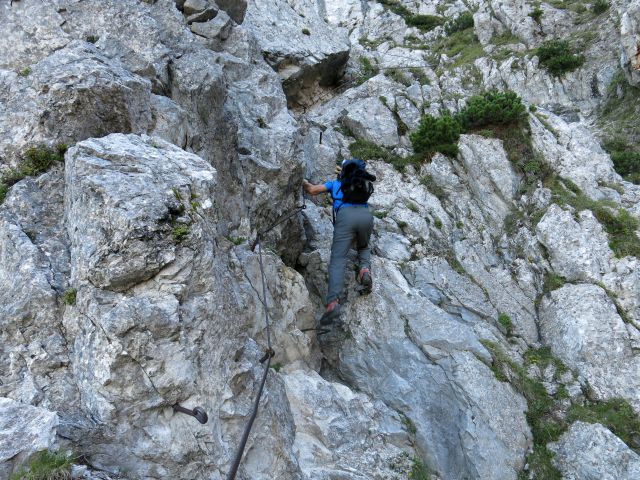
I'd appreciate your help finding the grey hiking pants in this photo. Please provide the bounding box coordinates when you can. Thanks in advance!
[326,205,374,304]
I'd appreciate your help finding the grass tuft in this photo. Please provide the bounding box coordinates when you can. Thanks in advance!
[62,288,77,306]
[0,144,68,204]
[10,450,72,480]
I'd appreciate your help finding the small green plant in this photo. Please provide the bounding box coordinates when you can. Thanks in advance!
[406,201,419,213]
[419,175,447,201]
[543,273,565,293]
[433,217,443,229]
[18,67,32,77]
[397,220,408,230]
[356,56,380,84]
[172,225,190,242]
[348,139,410,170]
[301,28,310,36]
[400,413,417,435]
[227,236,245,246]
[444,11,474,35]
[373,210,388,219]
[22,145,68,176]
[0,144,68,204]
[10,450,72,480]
[409,67,430,85]
[529,5,544,24]
[432,28,484,67]
[385,68,412,86]
[86,35,99,43]
[529,104,537,113]
[171,187,183,201]
[498,313,514,336]
[567,398,640,445]
[62,288,77,306]
[591,0,609,14]
[270,362,283,372]
[536,40,585,76]
[257,117,267,128]
[409,458,431,479]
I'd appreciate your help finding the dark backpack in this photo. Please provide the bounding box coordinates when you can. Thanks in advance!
[338,159,376,204]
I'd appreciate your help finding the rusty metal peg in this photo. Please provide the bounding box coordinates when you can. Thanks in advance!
[173,403,208,424]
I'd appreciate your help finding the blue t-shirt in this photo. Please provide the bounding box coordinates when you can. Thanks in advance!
[324,180,368,210]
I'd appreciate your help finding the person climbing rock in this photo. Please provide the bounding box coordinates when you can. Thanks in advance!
[302,159,376,325]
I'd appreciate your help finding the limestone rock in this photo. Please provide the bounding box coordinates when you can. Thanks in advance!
[283,369,413,479]
[0,1,69,71]
[539,284,640,413]
[549,421,640,480]
[0,398,58,478]
[190,10,233,40]
[0,42,152,167]
[64,134,216,291]
[243,0,350,106]
[536,204,613,282]
[215,0,247,24]
[324,258,530,480]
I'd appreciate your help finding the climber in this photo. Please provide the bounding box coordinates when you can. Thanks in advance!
[302,159,376,325]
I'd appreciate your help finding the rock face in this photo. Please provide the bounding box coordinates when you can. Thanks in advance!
[539,284,640,413]
[243,0,350,107]
[549,422,640,479]
[0,398,58,479]
[1,0,640,479]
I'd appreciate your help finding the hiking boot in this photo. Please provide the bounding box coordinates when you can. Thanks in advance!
[320,300,341,326]
[357,268,372,294]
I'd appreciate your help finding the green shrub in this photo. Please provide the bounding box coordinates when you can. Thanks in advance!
[410,114,461,160]
[302,28,310,36]
[457,91,526,129]
[537,40,585,76]
[21,145,67,176]
[591,0,609,14]
[609,149,640,184]
[86,35,99,43]
[406,14,444,33]
[444,11,474,35]
[10,450,72,480]
[62,288,77,306]
[18,67,32,77]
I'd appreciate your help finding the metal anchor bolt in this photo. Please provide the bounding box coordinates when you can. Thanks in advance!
[173,403,208,424]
